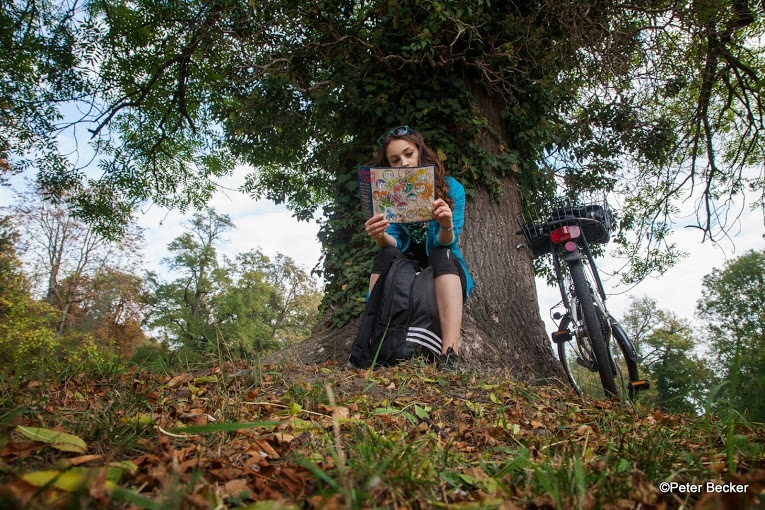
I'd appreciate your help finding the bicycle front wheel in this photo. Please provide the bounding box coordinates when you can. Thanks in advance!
[567,258,618,398]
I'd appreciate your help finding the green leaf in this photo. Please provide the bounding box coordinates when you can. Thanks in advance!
[414,405,430,420]
[193,375,219,384]
[17,426,87,454]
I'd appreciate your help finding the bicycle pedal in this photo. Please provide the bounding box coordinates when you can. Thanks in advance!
[551,329,572,344]
[628,379,651,391]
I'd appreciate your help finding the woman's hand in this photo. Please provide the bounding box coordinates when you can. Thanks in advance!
[432,199,453,230]
[365,214,389,239]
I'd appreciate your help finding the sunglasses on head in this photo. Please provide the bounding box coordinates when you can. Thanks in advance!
[376,125,414,147]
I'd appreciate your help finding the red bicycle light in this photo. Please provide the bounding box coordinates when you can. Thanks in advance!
[550,225,581,244]
[564,241,578,252]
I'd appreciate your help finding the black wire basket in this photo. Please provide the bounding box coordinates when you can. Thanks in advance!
[516,195,613,257]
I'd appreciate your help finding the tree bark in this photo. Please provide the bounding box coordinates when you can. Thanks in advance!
[458,175,563,381]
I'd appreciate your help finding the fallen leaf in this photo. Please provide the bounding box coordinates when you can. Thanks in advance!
[224,478,253,499]
[22,468,117,492]
[68,454,104,466]
[166,372,189,388]
[17,427,87,454]
[120,413,157,426]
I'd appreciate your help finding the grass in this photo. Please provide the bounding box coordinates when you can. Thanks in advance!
[0,356,763,509]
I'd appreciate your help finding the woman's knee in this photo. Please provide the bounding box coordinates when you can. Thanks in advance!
[428,247,459,276]
[371,246,403,274]
[428,247,467,298]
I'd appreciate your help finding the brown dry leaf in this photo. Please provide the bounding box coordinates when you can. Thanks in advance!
[274,431,295,444]
[309,493,344,509]
[256,439,280,460]
[279,467,306,497]
[498,501,526,510]
[68,454,104,466]
[88,465,110,505]
[179,412,213,426]
[224,478,253,500]
[1,439,45,460]
[0,479,34,507]
[318,404,350,419]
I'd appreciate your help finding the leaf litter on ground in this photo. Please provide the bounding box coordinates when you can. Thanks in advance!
[0,357,763,509]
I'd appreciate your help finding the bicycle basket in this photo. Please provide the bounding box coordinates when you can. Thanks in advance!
[516,195,612,257]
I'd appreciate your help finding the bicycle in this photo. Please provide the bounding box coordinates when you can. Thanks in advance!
[516,196,650,400]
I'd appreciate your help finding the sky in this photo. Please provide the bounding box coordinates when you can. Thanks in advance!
[3,166,763,337]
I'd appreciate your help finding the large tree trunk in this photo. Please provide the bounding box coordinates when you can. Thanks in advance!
[458,175,562,381]
[276,84,564,383]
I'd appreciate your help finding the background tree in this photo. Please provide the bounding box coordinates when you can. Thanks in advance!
[144,210,321,355]
[214,250,321,353]
[4,1,764,375]
[697,250,765,421]
[145,209,234,349]
[0,216,74,374]
[0,216,56,372]
[621,297,714,414]
[237,251,321,346]
[64,269,148,358]
[214,250,279,354]
[9,188,144,336]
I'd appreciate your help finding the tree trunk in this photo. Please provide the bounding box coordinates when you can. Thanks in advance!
[458,175,563,381]
[275,172,563,383]
[275,82,565,383]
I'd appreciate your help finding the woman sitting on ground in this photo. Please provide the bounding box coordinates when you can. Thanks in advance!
[363,125,474,370]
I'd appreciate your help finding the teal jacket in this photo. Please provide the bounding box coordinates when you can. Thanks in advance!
[385,176,475,296]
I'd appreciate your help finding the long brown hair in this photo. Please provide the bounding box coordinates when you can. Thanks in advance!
[370,127,453,209]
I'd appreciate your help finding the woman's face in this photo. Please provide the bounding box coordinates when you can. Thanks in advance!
[385,139,420,167]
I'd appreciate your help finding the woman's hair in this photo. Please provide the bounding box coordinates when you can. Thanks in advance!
[370,127,452,208]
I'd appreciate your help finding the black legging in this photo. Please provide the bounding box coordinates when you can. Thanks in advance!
[372,246,467,299]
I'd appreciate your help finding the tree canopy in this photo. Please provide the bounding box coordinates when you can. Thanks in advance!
[3,0,764,327]
[697,249,765,421]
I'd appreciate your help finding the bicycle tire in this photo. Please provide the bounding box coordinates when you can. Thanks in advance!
[568,259,619,398]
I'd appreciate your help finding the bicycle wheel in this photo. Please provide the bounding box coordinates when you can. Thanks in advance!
[567,258,618,398]
[556,310,613,398]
